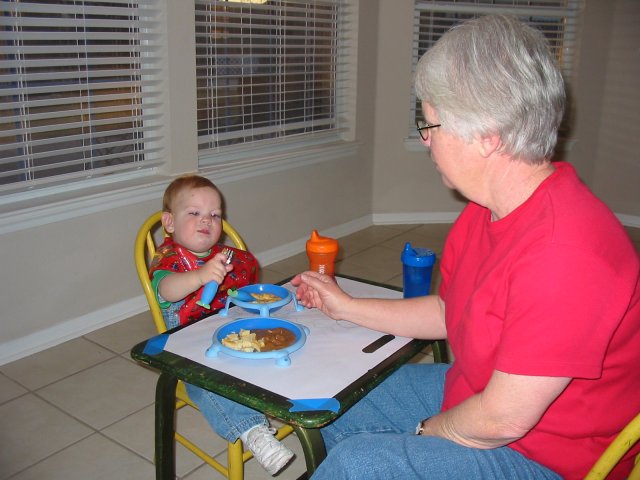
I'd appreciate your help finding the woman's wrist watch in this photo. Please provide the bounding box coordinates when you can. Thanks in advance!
[415,418,429,435]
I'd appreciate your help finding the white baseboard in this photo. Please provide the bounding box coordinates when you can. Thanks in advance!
[254,215,373,266]
[0,297,149,366]
[373,211,461,225]
[0,216,377,366]
[2,210,637,366]
[254,211,462,266]
[617,214,640,228]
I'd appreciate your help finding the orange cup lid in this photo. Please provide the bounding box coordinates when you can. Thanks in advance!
[306,230,339,253]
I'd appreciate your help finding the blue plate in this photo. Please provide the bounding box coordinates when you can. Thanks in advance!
[220,284,303,317]
[205,317,309,367]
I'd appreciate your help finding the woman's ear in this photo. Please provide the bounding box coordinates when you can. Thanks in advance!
[477,134,502,158]
[161,211,175,233]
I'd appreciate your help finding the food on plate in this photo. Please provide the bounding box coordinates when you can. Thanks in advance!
[221,329,264,352]
[221,327,296,352]
[250,292,283,304]
[257,327,297,351]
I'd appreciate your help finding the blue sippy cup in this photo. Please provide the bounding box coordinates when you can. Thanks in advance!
[401,242,436,298]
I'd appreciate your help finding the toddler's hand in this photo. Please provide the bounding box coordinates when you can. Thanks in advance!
[199,252,234,286]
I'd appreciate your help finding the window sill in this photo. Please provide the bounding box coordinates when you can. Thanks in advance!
[0,140,359,235]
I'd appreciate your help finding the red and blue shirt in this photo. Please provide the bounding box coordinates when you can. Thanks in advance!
[149,237,259,328]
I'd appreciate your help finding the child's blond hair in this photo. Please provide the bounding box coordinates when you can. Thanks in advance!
[162,175,220,213]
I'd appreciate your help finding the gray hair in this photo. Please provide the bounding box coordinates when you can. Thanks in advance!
[414,15,565,163]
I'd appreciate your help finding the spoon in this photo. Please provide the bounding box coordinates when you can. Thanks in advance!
[227,288,255,303]
[196,248,233,309]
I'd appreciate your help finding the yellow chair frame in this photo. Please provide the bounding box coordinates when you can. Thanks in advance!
[585,412,640,480]
[134,211,293,479]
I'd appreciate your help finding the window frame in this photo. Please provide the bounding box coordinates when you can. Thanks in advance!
[406,0,583,148]
[1,0,358,235]
[194,0,354,169]
[0,0,165,198]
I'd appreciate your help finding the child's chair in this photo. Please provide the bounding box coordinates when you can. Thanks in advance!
[134,211,293,480]
[585,412,640,480]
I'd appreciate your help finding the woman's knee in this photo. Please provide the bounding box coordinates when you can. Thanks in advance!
[312,434,399,480]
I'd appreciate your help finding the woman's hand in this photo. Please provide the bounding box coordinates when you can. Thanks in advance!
[291,271,353,320]
[293,272,448,339]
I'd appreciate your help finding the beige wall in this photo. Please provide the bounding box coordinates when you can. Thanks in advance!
[588,0,640,216]
[372,0,640,218]
[371,1,464,216]
[1,0,638,363]
[0,1,379,362]
[563,1,614,181]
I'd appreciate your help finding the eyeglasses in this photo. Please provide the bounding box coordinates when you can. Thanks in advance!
[416,120,441,141]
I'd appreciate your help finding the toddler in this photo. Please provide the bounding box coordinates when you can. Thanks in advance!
[148,175,294,475]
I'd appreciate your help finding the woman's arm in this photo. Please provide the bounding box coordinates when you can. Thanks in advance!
[418,370,571,448]
[292,271,448,339]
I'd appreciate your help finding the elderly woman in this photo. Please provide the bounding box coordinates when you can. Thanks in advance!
[292,15,640,480]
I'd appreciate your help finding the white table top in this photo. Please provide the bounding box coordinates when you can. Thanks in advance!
[164,277,411,404]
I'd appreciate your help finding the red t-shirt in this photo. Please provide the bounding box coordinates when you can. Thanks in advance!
[439,162,640,479]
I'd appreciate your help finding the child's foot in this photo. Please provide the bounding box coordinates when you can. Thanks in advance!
[242,425,294,475]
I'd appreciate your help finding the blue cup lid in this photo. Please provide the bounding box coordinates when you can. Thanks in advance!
[401,242,436,267]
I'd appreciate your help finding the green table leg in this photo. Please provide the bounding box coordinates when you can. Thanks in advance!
[293,426,326,476]
[155,372,178,480]
[432,339,449,364]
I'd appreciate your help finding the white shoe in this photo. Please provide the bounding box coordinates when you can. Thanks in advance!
[242,425,295,475]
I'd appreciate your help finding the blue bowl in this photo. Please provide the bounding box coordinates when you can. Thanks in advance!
[220,284,303,317]
[205,317,309,367]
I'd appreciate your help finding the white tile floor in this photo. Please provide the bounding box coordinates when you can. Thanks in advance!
[2,223,638,480]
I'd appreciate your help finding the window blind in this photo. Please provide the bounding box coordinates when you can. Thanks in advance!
[411,0,583,132]
[0,0,163,195]
[195,0,350,163]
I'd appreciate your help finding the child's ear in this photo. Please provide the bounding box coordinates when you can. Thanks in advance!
[161,211,175,233]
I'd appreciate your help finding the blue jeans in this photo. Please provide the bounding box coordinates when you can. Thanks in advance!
[185,383,266,442]
[312,364,562,480]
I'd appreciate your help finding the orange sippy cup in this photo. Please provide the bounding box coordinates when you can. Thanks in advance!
[306,230,339,276]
